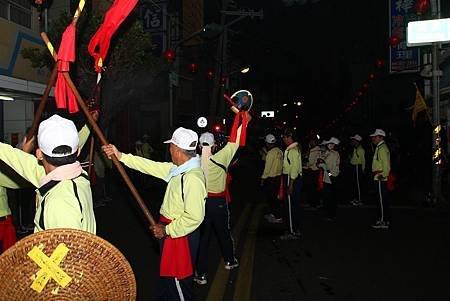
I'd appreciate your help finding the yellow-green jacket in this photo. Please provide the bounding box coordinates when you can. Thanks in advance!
[261,147,283,179]
[120,154,206,238]
[206,141,239,193]
[350,145,365,171]
[0,172,21,217]
[0,124,95,233]
[283,142,302,180]
[0,143,96,233]
[372,141,390,181]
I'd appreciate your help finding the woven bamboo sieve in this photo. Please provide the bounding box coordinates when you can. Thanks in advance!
[0,228,136,300]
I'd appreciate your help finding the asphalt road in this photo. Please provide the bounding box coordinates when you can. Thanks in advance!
[76,156,450,301]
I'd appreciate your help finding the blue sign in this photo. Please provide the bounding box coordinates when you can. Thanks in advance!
[140,2,166,33]
[389,0,421,73]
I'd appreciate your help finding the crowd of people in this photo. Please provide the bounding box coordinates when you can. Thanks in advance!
[260,127,393,238]
[0,109,253,300]
[0,107,395,300]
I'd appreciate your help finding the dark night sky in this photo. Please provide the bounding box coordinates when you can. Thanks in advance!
[206,0,389,127]
[204,0,450,139]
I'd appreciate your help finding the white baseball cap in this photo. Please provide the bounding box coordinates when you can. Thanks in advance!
[324,137,340,145]
[164,127,198,150]
[199,132,215,146]
[370,129,386,137]
[265,134,276,144]
[350,134,362,141]
[37,114,79,157]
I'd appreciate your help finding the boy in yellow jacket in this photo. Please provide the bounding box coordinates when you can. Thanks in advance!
[0,115,96,234]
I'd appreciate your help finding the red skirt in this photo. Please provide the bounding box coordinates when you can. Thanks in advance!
[159,215,193,279]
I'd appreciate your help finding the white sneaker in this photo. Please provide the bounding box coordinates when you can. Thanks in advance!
[224,259,239,270]
[264,213,275,221]
[193,273,207,285]
[371,221,389,229]
[267,216,283,224]
[351,200,362,206]
[280,232,301,240]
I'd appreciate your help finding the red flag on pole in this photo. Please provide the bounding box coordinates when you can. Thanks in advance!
[88,0,138,73]
[55,23,79,113]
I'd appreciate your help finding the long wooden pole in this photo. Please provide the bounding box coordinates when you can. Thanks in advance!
[27,0,86,141]
[41,32,156,226]
[26,65,58,141]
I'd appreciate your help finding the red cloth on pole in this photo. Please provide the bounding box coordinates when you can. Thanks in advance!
[159,215,193,279]
[55,23,79,113]
[229,112,248,146]
[0,216,16,253]
[88,0,138,73]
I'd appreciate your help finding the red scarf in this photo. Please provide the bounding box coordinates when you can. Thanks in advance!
[229,112,248,146]
[159,215,193,279]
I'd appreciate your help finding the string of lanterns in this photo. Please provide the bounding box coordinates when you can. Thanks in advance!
[321,0,430,131]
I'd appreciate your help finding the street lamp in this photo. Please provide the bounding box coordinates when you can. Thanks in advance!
[240,67,250,74]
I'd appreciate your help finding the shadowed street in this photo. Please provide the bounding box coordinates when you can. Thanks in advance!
[88,153,450,301]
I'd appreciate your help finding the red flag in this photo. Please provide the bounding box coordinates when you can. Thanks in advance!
[55,23,79,113]
[88,0,138,73]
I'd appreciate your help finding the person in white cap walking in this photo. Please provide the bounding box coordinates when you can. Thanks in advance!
[317,137,340,220]
[0,114,96,234]
[349,134,366,206]
[261,133,283,224]
[370,129,391,229]
[103,127,206,301]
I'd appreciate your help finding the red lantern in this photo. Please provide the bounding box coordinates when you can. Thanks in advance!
[389,35,400,47]
[357,91,363,97]
[368,73,375,80]
[206,70,214,79]
[189,63,198,73]
[362,82,369,90]
[416,0,430,14]
[375,58,385,69]
[163,49,175,62]
[220,76,227,85]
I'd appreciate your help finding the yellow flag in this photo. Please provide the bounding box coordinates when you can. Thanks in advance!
[412,85,428,122]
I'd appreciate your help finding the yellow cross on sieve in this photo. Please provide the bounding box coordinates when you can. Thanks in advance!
[27,243,72,293]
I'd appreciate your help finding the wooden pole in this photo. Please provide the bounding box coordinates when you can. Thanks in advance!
[26,64,58,141]
[87,137,95,176]
[26,0,85,141]
[41,32,156,226]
